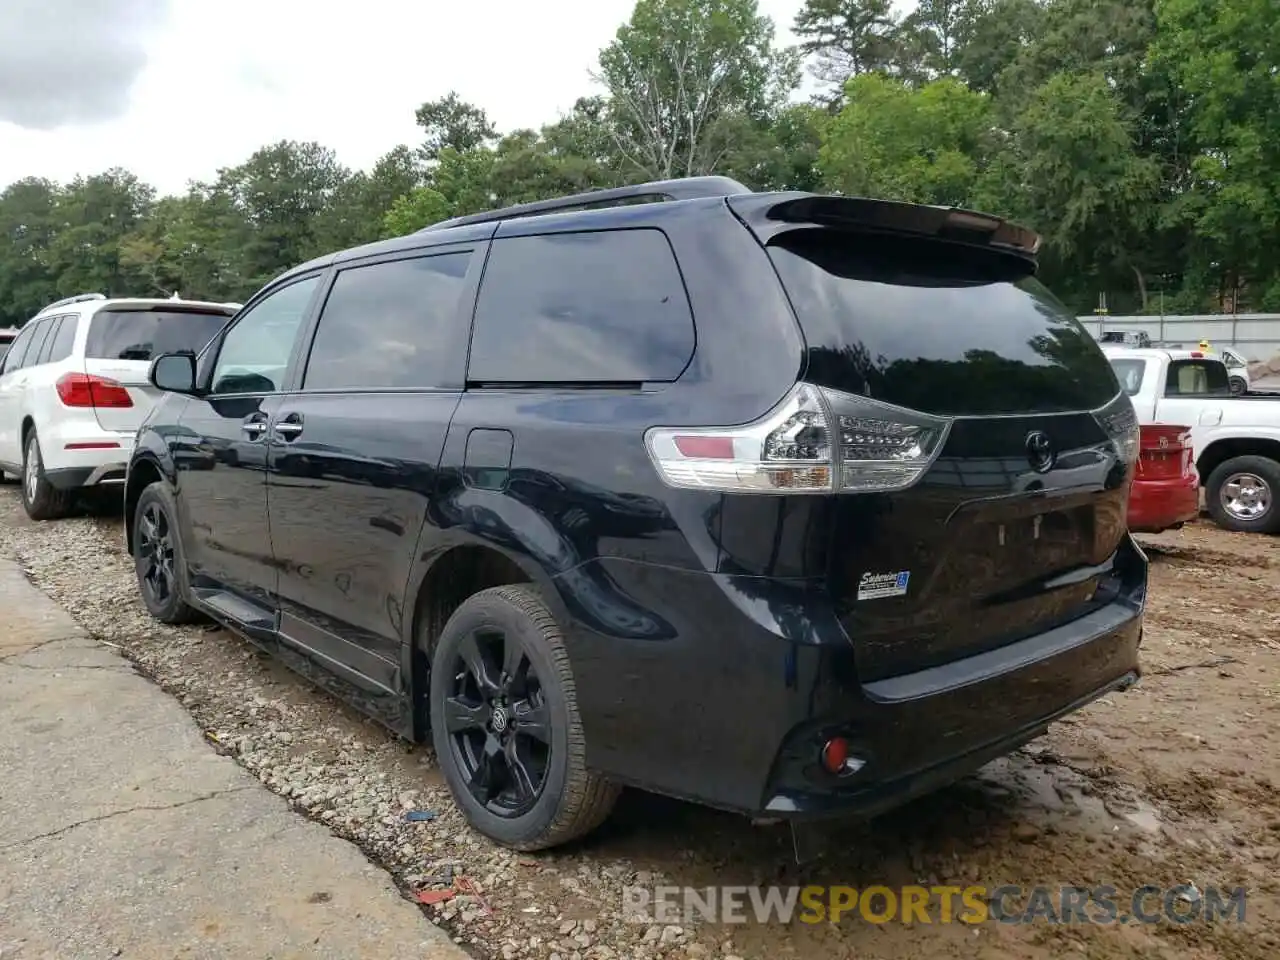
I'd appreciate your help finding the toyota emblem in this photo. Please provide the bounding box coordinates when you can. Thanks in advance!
[1025,431,1055,473]
[491,705,509,733]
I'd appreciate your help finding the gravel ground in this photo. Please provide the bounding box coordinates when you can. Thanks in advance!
[1,486,1278,960]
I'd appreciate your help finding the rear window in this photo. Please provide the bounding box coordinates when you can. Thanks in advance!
[767,229,1120,415]
[1166,359,1230,397]
[1110,358,1145,395]
[86,308,232,361]
[468,229,694,383]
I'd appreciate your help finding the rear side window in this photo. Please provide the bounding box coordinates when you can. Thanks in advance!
[86,308,231,361]
[24,317,56,366]
[45,313,77,362]
[1165,359,1229,397]
[1110,359,1145,395]
[768,229,1120,415]
[303,252,471,391]
[469,229,694,383]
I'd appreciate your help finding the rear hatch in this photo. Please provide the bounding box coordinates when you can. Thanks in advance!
[736,202,1136,681]
[82,304,235,432]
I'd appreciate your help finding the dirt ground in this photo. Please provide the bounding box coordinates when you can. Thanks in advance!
[1,488,1277,960]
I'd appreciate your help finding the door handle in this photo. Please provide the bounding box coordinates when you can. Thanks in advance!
[274,413,304,441]
[241,415,267,440]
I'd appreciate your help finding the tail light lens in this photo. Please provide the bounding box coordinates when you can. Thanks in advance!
[1137,424,1194,480]
[644,382,951,494]
[1093,392,1140,468]
[56,373,133,408]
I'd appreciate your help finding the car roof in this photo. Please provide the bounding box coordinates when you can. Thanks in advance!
[35,296,240,319]
[1101,346,1225,363]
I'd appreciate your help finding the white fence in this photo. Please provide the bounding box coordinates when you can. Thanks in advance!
[1076,315,1280,363]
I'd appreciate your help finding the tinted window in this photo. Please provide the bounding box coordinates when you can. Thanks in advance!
[46,313,77,363]
[767,229,1120,415]
[24,318,56,366]
[86,308,231,361]
[304,253,471,390]
[1166,359,1230,397]
[33,316,65,365]
[0,325,35,374]
[469,229,694,383]
[11,320,47,371]
[211,276,320,395]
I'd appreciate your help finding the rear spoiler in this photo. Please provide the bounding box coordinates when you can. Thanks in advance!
[727,193,1041,260]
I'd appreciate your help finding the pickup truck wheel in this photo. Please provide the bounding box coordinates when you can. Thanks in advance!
[1229,376,1248,396]
[1206,456,1280,534]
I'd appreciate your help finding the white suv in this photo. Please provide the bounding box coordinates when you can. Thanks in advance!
[0,293,239,520]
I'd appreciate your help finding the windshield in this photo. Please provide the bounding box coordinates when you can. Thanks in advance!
[767,228,1120,415]
[87,309,232,361]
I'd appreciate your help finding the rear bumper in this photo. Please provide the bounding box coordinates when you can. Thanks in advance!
[1128,474,1199,533]
[562,536,1146,820]
[45,461,129,490]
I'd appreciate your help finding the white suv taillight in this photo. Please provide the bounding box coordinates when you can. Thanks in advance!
[644,382,952,494]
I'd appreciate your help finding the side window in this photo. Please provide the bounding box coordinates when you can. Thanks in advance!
[303,252,471,391]
[1165,360,1230,397]
[468,229,695,383]
[31,316,64,366]
[0,324,36,375]
[210,275,320,395]
[16,318,51,368]
[45,313,77,363]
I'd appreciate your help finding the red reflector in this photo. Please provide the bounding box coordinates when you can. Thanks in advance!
[64,441,121,450]
[1190,351,1204,358]
[673,436,734,459]
[821,737,849,774]
[56,373,133,408]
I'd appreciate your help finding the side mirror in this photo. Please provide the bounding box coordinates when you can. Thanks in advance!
[150,352,199,395]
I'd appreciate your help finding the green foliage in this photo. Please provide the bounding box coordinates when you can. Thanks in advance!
[820,74,991,206]
[4,0,1280,326]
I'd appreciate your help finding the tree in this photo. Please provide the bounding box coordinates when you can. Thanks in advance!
[214,141,350,288]
[897,0,968,81]
[383,187,452,236]
[0,178,61,326]
[47,169,154,300]
[792,0,900,89]
[414,92,498,162]
[819,73,992,206]
[1152,0,1280,309]
[596,0,800,180]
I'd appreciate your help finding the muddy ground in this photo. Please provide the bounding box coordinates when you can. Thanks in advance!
[1,487,1276,960]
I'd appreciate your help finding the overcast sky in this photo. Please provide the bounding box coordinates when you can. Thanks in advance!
[0,0,831,195]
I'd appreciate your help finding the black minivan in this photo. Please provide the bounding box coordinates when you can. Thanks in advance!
[125,177,1146,850]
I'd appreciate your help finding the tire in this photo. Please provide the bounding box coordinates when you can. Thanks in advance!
[428,584,619,850]
[21,430,74,521]
[1229,376,1248,397]
[132,481,201,624]
[1206,455,1280,534]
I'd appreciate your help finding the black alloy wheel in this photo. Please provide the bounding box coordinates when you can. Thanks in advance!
[427,585,619,850]
[132,482,200,624]
[137,500,176,609]
[444,625,552,817]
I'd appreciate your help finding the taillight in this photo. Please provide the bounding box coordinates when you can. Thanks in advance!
[1137,424,1193,479]
[644,382,951,494]
[56,373,133,408]
[1093,392,1140,468]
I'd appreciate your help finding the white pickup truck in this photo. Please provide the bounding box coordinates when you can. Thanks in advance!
[1104,347,1280,533]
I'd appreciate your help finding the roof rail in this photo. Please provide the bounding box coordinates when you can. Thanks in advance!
[43,292,106,311]
[418,176,753,233]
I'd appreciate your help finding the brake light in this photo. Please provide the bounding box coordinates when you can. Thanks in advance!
[56,373,133,408]
[645,382,951,493]
[1190,351,1204,358]
[1137,425,1193,479]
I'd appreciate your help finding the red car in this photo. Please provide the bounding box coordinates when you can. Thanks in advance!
[1128,424,1200,533]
